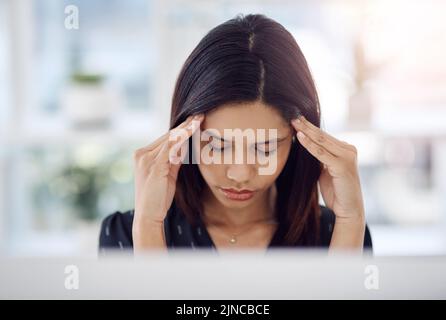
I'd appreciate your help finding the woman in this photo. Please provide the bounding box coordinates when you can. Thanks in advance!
[99,14,372,253]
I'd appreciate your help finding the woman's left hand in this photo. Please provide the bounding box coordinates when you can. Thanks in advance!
[291,115,365,222]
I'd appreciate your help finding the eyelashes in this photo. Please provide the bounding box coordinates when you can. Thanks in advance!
[208,144,225,153]
[208,144,277,156]
[257,148,276,156]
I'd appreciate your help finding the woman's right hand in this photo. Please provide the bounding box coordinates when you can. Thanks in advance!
[132,114,204,246]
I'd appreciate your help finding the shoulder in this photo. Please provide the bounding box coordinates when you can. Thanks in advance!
[318,205,373,252]
[98,210,135,252]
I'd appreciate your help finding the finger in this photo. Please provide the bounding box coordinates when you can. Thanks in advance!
[297,115,353,149]
[156,114,204,165]
[291,117,346,157]
[296,130,338,167]
[137,114,204,169]
[139,132,169,153]
[137,115,197,154]
[149,141,171,177]
[169,114,199,136]
[169,114,204,164]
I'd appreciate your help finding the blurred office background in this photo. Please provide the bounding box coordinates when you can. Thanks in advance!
[1,0,445,256]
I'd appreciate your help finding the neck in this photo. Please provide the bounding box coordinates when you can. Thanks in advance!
[202,184,277,229]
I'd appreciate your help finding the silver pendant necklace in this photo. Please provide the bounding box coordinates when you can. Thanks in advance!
[223,218,278,245]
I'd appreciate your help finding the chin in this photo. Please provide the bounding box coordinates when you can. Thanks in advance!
[220,197,255,209]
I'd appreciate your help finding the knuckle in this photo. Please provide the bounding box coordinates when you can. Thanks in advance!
[167,128,177,139]
[167,138,178,149]
[343,142,357,153]
[134,149,147,163]
[152,163,170,177]
[167,133,180,145]
[138,153,153,167]
[166,140,177,151]
[169,127,187,139]
[348,145,358,160]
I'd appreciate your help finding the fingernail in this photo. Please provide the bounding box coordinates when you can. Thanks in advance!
[189,120,199,131]
[193,113,204,120]
[292,118,301,125]
[297,131,305,139]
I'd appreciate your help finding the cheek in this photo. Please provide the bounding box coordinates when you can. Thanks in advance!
[197,163,226,186]
[257,152,288,185]
[276,147,291,170]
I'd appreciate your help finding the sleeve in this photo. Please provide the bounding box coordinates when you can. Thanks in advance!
[319,206,373,254]
[364,223,373,253]
[98,211,134,255]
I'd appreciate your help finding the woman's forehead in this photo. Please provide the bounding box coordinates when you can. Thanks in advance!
[202,101,290,133]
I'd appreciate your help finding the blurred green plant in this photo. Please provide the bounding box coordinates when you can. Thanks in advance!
[31,146,134,225]
[70,72,104,85]
[58,165,109,221]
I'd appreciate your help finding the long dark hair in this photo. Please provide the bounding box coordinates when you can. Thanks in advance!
[170,14,322,246]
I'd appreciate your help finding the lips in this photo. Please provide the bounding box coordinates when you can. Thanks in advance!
[219,187,256,201]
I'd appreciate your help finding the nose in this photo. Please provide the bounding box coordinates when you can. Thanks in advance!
[226,164,254,184]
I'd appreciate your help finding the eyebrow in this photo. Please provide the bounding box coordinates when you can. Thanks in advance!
[207,132,289,145]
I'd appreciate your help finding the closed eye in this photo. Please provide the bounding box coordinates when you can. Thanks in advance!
[209,144,277,155]
[255,146,277,156]
[209,143,231,152]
